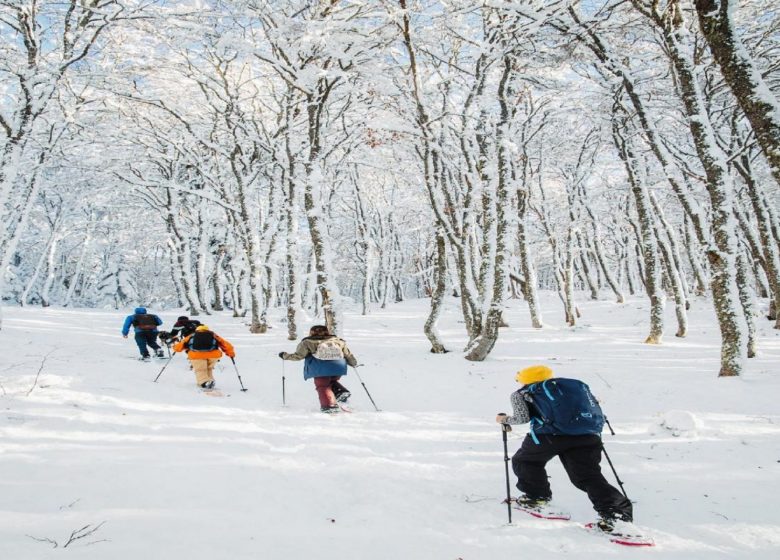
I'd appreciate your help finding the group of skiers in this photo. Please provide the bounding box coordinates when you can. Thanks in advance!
[120,308,355,406]
[120,307,635,538]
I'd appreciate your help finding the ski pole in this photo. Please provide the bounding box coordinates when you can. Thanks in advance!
[501,423,513,524]
[230,357,247,392]
[352,365,380,411]
[282,360,286,406]
[154,352,176,383]
[601,443,629,499]
[604,416,616,436]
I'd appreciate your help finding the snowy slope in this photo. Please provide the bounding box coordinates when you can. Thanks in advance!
[1,294,779,559]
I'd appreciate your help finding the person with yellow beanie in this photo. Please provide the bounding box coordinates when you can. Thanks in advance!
[173,325,235,389]
[495,365,633,533]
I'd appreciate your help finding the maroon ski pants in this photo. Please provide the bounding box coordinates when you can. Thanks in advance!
[313,376,345,408]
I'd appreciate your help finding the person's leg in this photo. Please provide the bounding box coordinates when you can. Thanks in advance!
[511,435,560,500]
[192,360,210,386]
[145,331,161,351]
[331,378,350,401]
[134,332,149,357]
[558,435,633,521]
[313,376,336,408]
[205,359,218,384]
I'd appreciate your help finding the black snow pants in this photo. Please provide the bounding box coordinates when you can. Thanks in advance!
[134,331,161,357]
[511,433,633,521]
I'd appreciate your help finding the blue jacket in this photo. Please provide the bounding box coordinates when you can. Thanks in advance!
[122,307,163,335]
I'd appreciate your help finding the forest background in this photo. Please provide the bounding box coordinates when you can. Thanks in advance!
[2,0,780,375]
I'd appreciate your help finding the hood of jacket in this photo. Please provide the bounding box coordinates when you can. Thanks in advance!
[134,307,147,314]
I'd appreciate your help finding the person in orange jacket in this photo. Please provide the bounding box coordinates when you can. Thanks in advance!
[173,325,235,389]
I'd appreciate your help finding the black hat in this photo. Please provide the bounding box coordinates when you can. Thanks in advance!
[177,315,189,321]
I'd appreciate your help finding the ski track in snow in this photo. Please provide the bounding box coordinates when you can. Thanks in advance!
[1,294,779,559]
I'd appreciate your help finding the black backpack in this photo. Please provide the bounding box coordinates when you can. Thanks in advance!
[180,320,201,338]
[133,314,157,330]
[188,331,217,351]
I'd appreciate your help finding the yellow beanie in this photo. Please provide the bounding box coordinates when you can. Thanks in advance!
[195,325,209,332]
[516,365,554,385]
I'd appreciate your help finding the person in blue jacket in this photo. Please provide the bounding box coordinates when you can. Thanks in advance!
[121,307,164,360]
[279,325,358,413]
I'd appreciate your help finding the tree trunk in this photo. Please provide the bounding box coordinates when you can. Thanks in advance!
[694,0,780,189]
[424,229,449,353]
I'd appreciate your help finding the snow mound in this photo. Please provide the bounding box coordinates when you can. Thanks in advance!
[651,410,704,437]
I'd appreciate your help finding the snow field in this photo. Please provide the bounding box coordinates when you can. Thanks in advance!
[1,293,779,559]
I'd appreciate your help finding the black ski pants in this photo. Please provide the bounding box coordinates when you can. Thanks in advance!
[134,331,161,357]
[512,433,632,521]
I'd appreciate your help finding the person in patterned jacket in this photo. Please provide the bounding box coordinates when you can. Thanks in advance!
[279,325,358,413]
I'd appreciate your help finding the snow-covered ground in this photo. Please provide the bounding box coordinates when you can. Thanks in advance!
[1,293,779,559]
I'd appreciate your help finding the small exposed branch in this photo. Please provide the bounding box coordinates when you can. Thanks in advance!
[25,349,57,397]
[63,521,107,548]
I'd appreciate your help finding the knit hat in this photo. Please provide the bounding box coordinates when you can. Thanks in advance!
[195,325,209,332]
[177,315,189,321]
[516,365,553,385]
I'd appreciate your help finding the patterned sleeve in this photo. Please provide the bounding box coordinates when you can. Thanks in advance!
[284,339,310,361]
[341,339,358,367]
[504,391,531,425]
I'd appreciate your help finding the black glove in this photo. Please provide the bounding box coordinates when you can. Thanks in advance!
[278,352,286,359]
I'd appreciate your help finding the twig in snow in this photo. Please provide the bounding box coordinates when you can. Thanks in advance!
[59,498,81,511]
[62,521,107,548]
[26,535,59,548]
[711,511,729,520]
[464,494,496,503]
[26,521,107,549]
[25,349,57,396]
[595,372,612,389]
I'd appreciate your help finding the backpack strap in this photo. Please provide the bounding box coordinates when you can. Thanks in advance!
[541,379,555,401]
[529,417,542,445]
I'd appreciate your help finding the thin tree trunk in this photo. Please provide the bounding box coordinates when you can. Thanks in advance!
[424,229,449,353]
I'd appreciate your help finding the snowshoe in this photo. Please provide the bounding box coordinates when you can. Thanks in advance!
[512,496,570,520]
[584,519,655,547]
[139,355,151,362]
[335,391,351,403]
[321,405,340,414]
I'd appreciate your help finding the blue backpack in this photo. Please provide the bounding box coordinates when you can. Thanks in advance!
[521,378,605,443]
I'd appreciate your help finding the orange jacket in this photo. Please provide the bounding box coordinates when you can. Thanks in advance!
[173,332,235,360]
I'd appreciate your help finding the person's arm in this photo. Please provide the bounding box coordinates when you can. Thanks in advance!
[341,341,358,367]
[216,336,235,358]
[154,315,163,326]
[497,392,531,425]
[121,316,133,336]
[172,336,189,353]
[281,339,310,361]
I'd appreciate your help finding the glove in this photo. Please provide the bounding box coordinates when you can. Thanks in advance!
[278,352,286,359]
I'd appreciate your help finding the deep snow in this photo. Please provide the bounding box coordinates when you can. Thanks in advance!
[1,293,779,559]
